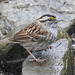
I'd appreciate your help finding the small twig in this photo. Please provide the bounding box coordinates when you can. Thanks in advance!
[6,58,25,64]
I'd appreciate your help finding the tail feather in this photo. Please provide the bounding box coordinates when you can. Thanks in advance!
[0,38,11,44]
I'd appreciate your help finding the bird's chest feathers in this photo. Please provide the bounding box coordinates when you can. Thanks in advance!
[43,24,58,39]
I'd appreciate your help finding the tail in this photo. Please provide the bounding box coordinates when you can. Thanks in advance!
[0,38,11,44]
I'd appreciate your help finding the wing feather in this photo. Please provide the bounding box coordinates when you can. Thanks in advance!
[10,23,48,42]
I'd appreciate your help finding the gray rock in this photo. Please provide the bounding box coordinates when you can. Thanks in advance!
[22,38,74,75]
[0,15,14,38]
[0,0,75,38]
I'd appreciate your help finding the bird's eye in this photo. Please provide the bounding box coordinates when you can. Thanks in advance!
[50,17,56,20]
[48,19,51,21]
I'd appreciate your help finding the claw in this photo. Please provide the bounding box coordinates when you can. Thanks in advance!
[36,58,46,63]
[28,57,46,63]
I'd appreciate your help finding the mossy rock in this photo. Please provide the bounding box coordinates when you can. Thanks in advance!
[57,26,71,43]
[56,26,74,75]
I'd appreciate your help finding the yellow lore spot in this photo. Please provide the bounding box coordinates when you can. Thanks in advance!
[50,17,56,20]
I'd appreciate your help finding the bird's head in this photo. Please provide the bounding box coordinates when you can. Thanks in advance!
[36,14,58,27]
[39,14,56,22]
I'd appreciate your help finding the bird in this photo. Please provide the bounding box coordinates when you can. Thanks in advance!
[0,14,59,63]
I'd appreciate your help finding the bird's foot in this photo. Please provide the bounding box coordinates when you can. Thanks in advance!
[29,57,46,63]
[26,49,46,63]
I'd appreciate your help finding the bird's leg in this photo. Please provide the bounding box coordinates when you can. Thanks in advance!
[44,46,52,50]
[47,46,52,48]
[26,49,46,63]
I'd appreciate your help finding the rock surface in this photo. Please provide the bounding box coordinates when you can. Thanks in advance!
[22,38,74,75]
[0,0,75,38]
[0,0,74,75]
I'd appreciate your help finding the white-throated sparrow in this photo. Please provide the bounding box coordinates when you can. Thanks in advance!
[0,14,59,63]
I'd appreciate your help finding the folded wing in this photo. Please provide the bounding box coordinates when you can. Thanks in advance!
[9,23,48,42]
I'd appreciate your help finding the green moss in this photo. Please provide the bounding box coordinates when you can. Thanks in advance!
[57,26,71,43]
[0,44,13,57]
[0,44,4,48]
[56,26,74,75]
[61,45,74,75]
